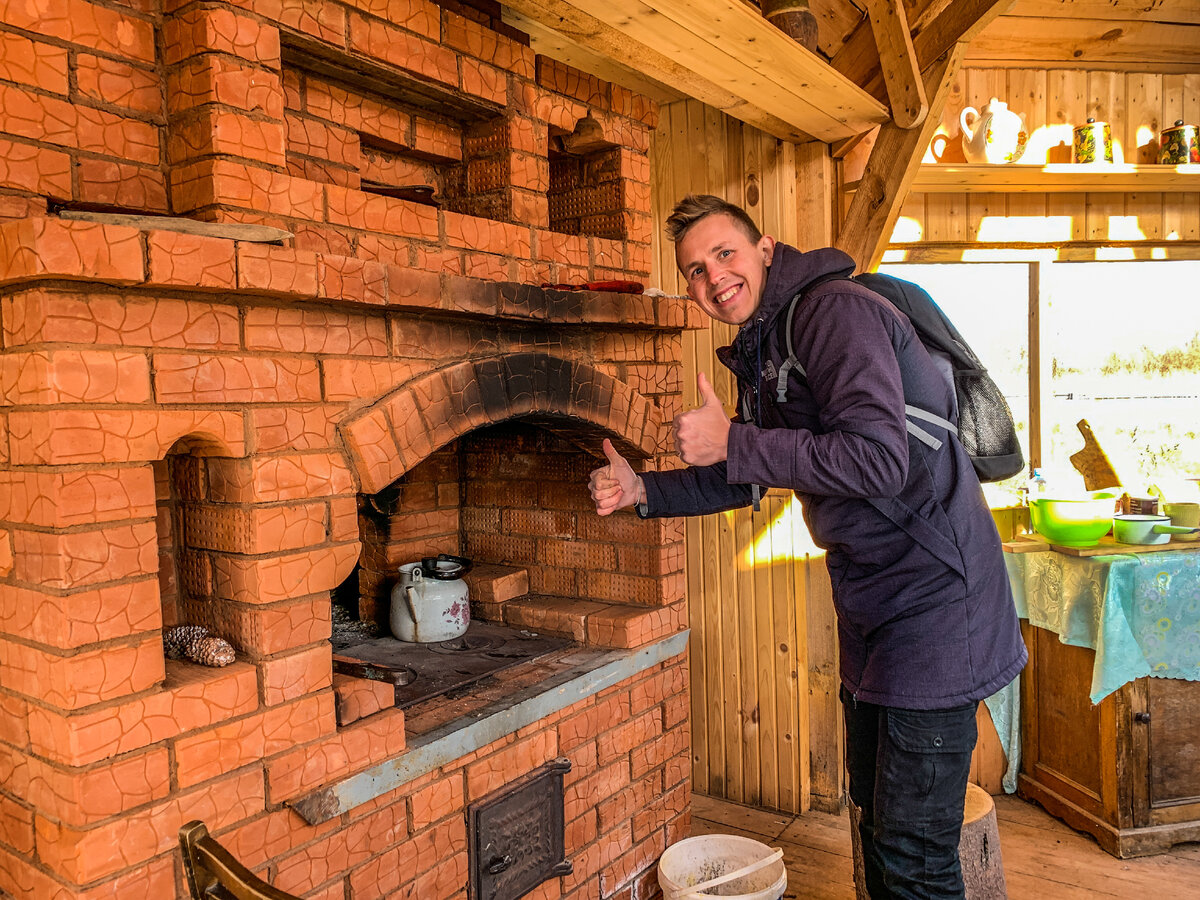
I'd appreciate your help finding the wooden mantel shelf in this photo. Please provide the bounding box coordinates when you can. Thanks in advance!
[910,163,1200,193]
[501,0,889,143]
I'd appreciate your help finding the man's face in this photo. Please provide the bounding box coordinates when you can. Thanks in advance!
[676,213,776,326]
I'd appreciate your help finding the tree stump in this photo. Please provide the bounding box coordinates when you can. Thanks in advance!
[849,783,1007,898]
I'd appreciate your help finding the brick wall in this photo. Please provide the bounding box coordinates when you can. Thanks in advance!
[0,0,696,897]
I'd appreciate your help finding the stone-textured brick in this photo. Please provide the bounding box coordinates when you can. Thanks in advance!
[147,230,237,288]
[0,139,71,196]
[33,769,263,883]
[261,644,333,705]
[0,634,164,710]
[26,661,258,766]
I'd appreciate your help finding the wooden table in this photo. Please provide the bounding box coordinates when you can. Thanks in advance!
[1005,544,1200,857]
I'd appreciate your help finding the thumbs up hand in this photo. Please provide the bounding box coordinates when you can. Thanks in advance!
[588,438,645,516]
[673,372,731,466]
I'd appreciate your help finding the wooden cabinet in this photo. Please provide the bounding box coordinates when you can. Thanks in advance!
[1018,621,1200,858]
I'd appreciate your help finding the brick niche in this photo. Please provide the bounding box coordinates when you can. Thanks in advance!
[0,1,697,898]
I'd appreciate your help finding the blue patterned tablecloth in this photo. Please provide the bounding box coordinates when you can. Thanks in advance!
[988,545,1200,792]
[1005,546,1200,702]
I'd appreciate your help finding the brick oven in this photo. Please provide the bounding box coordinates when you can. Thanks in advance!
[0,2,695,898]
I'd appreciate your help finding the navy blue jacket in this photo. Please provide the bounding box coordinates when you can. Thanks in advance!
[641,244,1026,709]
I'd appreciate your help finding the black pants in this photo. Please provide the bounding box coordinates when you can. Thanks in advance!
[841,687,979,900]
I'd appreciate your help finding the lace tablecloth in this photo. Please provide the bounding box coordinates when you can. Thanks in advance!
[988,546,1200,792]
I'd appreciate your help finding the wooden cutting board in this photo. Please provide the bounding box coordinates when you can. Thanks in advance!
[1004,533,1200,557]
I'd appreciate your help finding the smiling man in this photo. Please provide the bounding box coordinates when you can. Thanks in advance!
[588,194,1026,900]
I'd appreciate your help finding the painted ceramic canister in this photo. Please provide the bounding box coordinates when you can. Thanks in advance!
[1159,120,1200,164]
[1073,118,1113,163]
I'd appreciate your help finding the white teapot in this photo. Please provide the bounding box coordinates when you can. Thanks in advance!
[960,98,1028,164]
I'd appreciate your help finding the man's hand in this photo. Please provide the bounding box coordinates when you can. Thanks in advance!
[588,439,645,516]
[673,372,731,466]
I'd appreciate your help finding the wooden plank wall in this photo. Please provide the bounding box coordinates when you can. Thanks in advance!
[650,99,839,814]
[899,68,1200,243]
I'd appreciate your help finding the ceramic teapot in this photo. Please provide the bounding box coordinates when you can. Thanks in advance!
[960,98,1028,164]
[390,554,472,643]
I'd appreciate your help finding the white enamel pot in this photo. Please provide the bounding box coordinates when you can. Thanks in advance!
[1112,514,1200,545]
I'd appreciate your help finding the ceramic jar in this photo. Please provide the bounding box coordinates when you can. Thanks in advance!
[1073,119,1113,163]
[1159,120,1200,164]
[959,98,1028,164]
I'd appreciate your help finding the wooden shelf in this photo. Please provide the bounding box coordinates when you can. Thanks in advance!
[501,0,889,143]
[910,163,1200,193]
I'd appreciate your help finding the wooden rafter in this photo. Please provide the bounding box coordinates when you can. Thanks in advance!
[835,43,969,272]
[832,0,1014,103]
[864,0,928,128]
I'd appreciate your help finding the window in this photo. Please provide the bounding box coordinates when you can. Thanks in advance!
[878,260,1200,506]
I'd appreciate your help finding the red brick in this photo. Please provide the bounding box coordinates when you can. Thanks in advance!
[466,729,557,800]
[76,157,169,212]
[0,633,164,710]
[261,644,332,705]
[0,83,159,162]
[153,352,321,403]
[325,184,440,240]
[598,771,662,834]
[248,405,340,453]
[339,0,441,41]
[33,769,264,883]
[347,14,458,86]
[5,745,170,826]
[10,519,157,589]
[597,709,662,767]
[167,55,285,118]
[2,287,240,349]
[163,7,280,67]
[173,693,334,788]
[411,773,465,830]
[27,660,258,766]
[1,349,151,405]
[332,673,393,726]
[76,54,161,114]
[0,139,71,196]
[147,230,237,288]
[169,107,286,167]
[6,408,246,465]
[213,542,359,606]
[558,691,631,753]
[244,304,388,354]
[265,707,406,801]
[0,34,68,94]
[0,218,144,285]
[0,579,159,651]
[236,243,319,296]
[0,847,175,900]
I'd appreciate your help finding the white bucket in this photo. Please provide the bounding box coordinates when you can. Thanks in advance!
[657,834,787,900]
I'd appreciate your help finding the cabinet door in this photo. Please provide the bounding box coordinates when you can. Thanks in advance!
[1144,678,1200,825]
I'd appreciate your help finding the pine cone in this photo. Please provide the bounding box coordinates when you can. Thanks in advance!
[164,624,209,659]
[189,635,236,667]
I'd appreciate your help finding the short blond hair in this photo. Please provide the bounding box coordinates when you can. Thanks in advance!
[665,194,762,244]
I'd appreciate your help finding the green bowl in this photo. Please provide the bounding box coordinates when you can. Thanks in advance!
[1029,492,1119,547]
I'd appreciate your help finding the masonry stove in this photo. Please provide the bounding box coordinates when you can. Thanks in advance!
[332,620,571,709]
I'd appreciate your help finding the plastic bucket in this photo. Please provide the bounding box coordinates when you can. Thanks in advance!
[657,834,787,900]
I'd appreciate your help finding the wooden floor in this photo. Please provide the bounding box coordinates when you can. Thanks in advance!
[691,793,1200,898]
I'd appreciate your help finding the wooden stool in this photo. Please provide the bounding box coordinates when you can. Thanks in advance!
[849,783,1007,898]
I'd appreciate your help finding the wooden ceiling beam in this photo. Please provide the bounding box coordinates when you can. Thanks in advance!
[865,0,928,128]
[1003,0,1200,24]
[501,0,889,143]
[832,0,1012,103]
[835,43,968,272]
[964,16,1200,69]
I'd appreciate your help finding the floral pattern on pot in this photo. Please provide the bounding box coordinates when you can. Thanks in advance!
[1159,121,1200,164]
[1073,119,1113,164]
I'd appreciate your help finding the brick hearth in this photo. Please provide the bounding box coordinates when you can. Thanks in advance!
[0,1,695,898]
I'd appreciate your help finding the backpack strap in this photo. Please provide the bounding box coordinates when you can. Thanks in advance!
[776,275,959,453]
